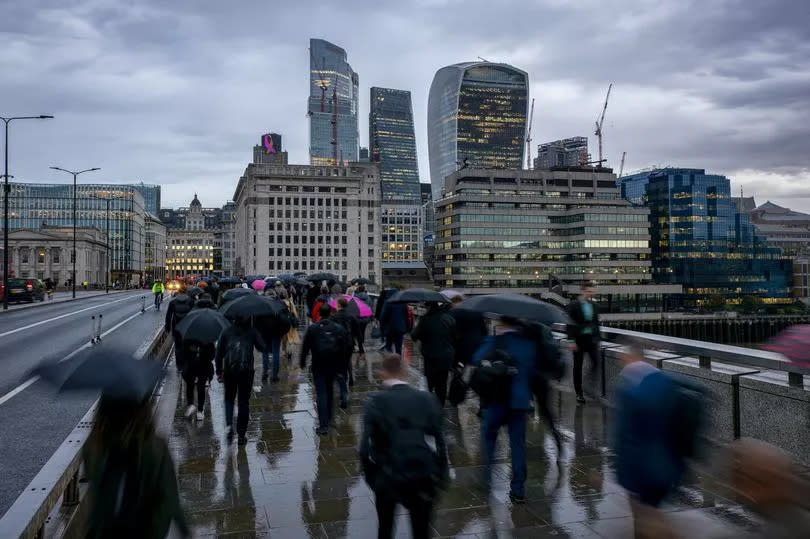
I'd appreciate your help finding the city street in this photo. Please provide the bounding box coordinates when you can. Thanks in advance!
[0,291,164,517]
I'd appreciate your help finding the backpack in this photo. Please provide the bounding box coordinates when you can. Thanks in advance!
[469,335,517,404]
[312,320,350,358]
[172,296,193,323]
[223,330,255,373]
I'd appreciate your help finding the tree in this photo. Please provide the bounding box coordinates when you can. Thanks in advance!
[706,294,726,311]
[739,295,762,314]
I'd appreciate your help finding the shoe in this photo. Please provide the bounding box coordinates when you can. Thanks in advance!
[509,491,526,504]
[185,405,197,419]
[271,376,280,382]
[196,411,204,421]
[237,435,248,445]
[576,395,586,404]
[339,400,348,410]
[316,427,329,436]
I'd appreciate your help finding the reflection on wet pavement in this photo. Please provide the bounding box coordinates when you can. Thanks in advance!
[166,335,765,538]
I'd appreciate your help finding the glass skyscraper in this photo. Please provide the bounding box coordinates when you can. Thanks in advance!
[308,38,359,166]
[427,61,529,201]
[619,168,791,305]
[132,183,161,215]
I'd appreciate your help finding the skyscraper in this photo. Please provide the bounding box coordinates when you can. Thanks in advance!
[427,61,529,200]
[308,38,359,166]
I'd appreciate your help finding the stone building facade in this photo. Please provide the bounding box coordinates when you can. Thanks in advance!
[166,195,216,279]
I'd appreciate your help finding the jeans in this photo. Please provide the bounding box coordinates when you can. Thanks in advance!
[482,406,528,497]
[313,372,335,430]
[336,371,349,406]
[261,337,282,379]
[224,370,254,436]
[356,319,369,354]
[385,332,404,356]
[374,489,433,539]
[183,367,207,410]
[425,367,449,407]
[573,336,600,398]
[154,292,163,308]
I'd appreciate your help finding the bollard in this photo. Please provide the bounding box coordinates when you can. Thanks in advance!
[63,470,80,506]
[90,316,96,344]
[141,295,146,313]
[95,314,103,343]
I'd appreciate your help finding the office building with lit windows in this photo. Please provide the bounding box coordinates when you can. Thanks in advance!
[427,61,529,201]
[434,168,680,312]
[619,168,791,305]
[166,195,216,279]
[534,137,589,169]
[308,38,359,166]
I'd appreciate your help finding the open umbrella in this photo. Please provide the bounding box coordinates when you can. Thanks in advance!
[293,271,308,277]
[220,293,285,321]
[219,276,242,285]
[329,294,374,318]
[441,289,464,301]
[35,346,164,401]
[351,277,371,285]
[275,274,297,285]
[251,279,266,291]
[762,325,810,368]
[307,272,340,283]
[457,293,569,326]
[222,287,256,303]
[386,288,448,304]
[185,285,203,298]
[175,309,230,345]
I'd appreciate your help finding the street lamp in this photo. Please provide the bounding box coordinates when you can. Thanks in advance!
[2,115,53,310]
[50,166,100,298]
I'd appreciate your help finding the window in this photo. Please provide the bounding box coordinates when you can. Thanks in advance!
[368,236,374,245]
[368,224,374,233]
[268,261,275,270]
[52,249,60,263]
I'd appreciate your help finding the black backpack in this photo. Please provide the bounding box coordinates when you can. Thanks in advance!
[224,330,256,373]
[312,320,350,358]
[470,335,517,404]
[172,296,193,323]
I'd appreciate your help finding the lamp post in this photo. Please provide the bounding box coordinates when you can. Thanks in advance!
[50,166,100,298]
[2,115,53,310]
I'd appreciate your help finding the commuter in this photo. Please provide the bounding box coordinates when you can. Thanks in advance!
[359,353,448,539]
[346,282,357,296]
[193,292,217,310]
[259,295,290,384]
[352,285,372,358]
[331,297,358,405]
[300,304,353,435]
[566,281,601,403]
[151,279,165,310]
[305,282,318,318]
[278,289,300,363]
[472,316,541,503]
[613,340,691,538]
[311,286,331,322]
[380,290,408,356]
[448,294,488,367]
[182,341,215,421]
[165,293,194,372]
[83,394,189,538]
[521,320,565,456]
[215,318,265,445]
[411,302,456,406]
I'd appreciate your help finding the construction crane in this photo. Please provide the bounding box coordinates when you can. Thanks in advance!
[594,83,613,167]
[330,75,338,166]
[618,151,626,178]
[308,48,329,116]
[525,98,535,170]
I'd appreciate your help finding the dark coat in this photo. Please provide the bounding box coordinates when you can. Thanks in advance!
[214,324,265,375]
[411,308,456,371]
[566,299,600,341]
[380,301,408,335]
[193,298,217,310]
[449,308,488,366]
[299,319,352,375]
[330,309,358,369]
[359,384,448,495]
[473,332,539,411]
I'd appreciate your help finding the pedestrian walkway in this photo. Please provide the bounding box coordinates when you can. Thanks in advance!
[160,336,766,538]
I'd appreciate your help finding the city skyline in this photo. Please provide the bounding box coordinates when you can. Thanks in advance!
[2,1,808,209]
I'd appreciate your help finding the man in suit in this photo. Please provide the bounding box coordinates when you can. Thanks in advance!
[567,281,601,403]
[411,302,456,406]
[359,354,448,539]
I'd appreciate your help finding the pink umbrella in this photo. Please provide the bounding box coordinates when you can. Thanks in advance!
[329,294,373,318]
[251,279,266,291]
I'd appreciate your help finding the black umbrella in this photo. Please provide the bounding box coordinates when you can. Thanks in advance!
[174,309,230,344]
[275,274,297,285]
[456,293,570,326]
[220,293,285,321]
[185,285,203,298]
[351,277,371,285]
[219,276,242,285]
[293,271,308,277]
[243,274,266,282]
[307,272,340,283]
[386,288,448,304]
[222,287,256,303]
[35,346,163,402]
[296,278,309,285]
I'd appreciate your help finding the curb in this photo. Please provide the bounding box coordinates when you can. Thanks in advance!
[0,289,137,315]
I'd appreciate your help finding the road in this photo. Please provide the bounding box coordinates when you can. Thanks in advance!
[0,291,165,517]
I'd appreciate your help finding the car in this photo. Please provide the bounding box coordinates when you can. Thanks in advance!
[166,280,183,295]
[0,278,46,303]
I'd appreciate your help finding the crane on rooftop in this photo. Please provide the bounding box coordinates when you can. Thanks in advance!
[594,83,613,167]
[525,98,535,169]
[618,151,626,178]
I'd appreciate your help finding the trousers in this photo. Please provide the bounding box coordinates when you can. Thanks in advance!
[482,406,528,497]
[573,336,600,398]
[313,372,335,429]
[374,489,433,539]
[425,367,449,407]
[261,337,282,379]
[224,370,254,436]
[183,367,207,410]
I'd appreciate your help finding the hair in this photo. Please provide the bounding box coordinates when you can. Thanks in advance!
[319,303,332,318]
[320,286,329,295]
[337,297,349,309]
[331,283,343,295]
[356,284,366,293]
[581,281,596,289]
[278,289,288,300]
[450,295,464,305]
[380,353,406,378]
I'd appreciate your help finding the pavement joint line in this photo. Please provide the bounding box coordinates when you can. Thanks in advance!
[0,294,140,339]
[0,304,156,407]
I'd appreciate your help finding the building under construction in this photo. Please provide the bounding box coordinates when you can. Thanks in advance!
[534,136,589,169]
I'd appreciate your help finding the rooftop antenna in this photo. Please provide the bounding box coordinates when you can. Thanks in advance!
[477,56,490,62]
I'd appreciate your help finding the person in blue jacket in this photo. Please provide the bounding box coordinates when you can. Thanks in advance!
[472,316,539,503]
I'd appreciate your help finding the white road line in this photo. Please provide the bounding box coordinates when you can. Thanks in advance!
[0,294,140,339]
[0,304,155,407]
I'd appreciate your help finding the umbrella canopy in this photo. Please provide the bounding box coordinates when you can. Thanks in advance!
[441,289,464,301]
[219,276,242,285]
[762,325,810,367]
[293,271,308,277]
[275,274,297,285]
[251,279,267,291]
[220,293,285,321]
[328,294,374,318]
[175,309,230,345]
[35,346,164,401]
[243,274,266,283]
[307,272,340,283]
[296,278,309,285]
[456,293,569,326]
[386,288,448,304]
[185,285,203,298]
[351,277,371,285]
[222,287,257,303]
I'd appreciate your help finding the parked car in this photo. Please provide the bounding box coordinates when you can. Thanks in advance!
[0,278,46,303]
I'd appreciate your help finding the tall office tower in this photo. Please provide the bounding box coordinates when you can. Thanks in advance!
[534,137,589,169]
[308,38,359,166]
[370,87,422,262]
[133,183,161,216]
[427,61,529,201]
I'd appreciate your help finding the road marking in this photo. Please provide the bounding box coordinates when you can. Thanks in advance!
[0,294,140,339]
[0,304,156,407]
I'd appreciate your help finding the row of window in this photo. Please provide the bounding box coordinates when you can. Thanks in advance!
[436,239,649,250]
[269,221,348,232]
[267,235,349,245]
[443,266,650,275]
[267,260,376,272]
[440,252,647,262]
[444,226,646,237]
[268,247,360,258]
[257,185,349,193]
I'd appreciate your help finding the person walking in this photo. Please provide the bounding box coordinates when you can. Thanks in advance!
[259,293,289,383]
[567,281,601,403]
[182,341,215,421]
[165,293,194,372]
[279,289,301,363]
[448,295,488,367]
[331,297,358,406]
[151,279,165,310]
[411,302,456,406]
[353,285,372,358]
[215,318,265,445]
[359,353,448,539]
[193,292,217,310]
[380,290,408,356]
[311,286,331,322]
[300,304,353,435]
[472,316,541,503]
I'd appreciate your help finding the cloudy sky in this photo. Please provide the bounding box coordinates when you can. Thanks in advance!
[2,0,808,210]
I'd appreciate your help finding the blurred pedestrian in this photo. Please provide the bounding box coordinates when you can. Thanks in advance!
[259,296,285,383]
[182,341,215,421]
[448,294,488,367]
[331,297,358,403]
[300,304,353,435]
[521,320,565,456]
[279,289,301,363]
[311,286,331,322]
[411,302,456,406]
[193,292,217,310]
[165,293,194,372]
[380,290,408,356]
[215,318,265,445]
[353,285,372,359]
[566,281,600,403]
[359,353,448,539]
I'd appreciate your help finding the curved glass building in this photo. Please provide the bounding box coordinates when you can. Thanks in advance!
[427,62,529,201]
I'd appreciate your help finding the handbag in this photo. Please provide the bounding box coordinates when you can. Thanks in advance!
[448,368,468,406]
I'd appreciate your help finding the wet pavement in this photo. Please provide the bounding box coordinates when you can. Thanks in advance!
[159,335,768,538]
